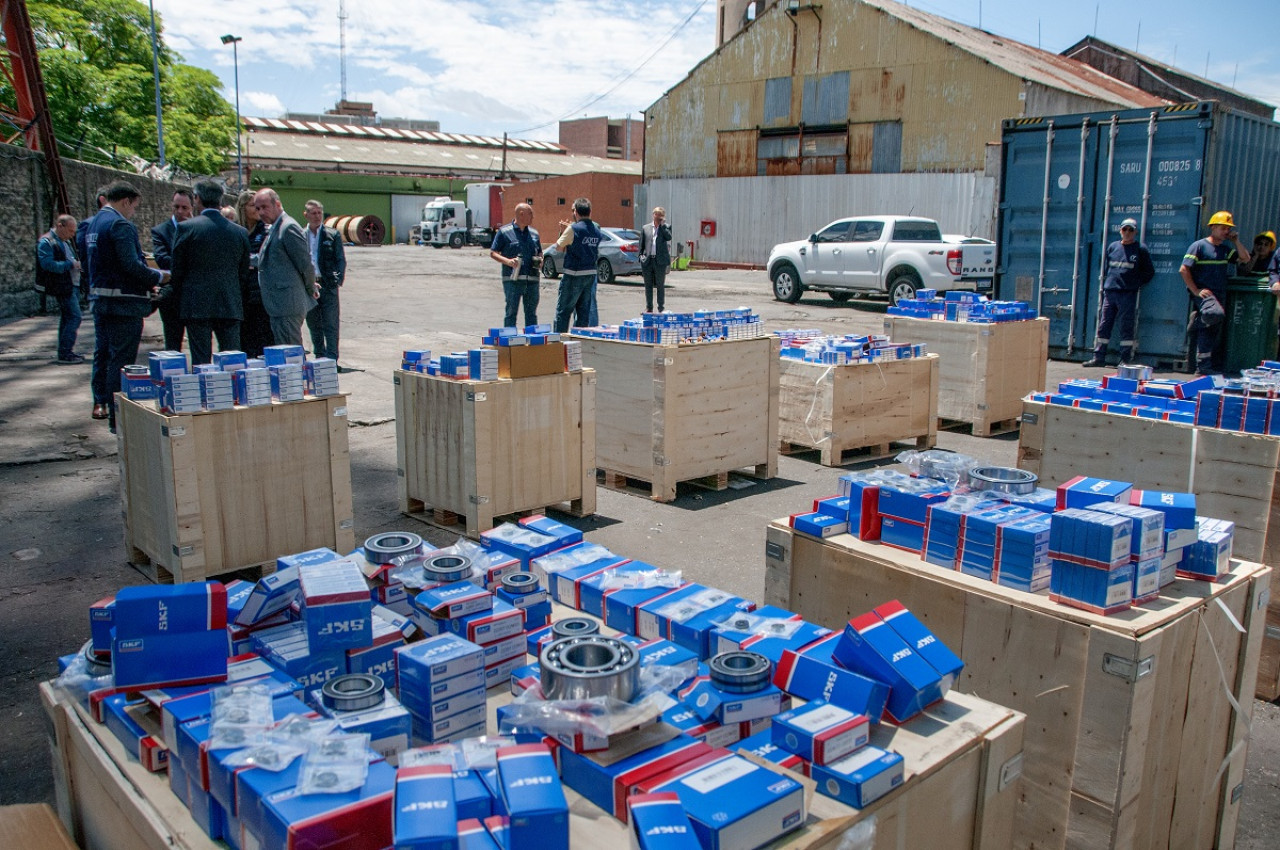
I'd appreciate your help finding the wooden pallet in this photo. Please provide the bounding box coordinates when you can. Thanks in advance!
[596,465,767,501]
[126,545,276,585]
[779,433,935,466]
[938,416,1021,438]
[401,495,588,537]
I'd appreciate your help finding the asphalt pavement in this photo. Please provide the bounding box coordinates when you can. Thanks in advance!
[0,245,1275,846]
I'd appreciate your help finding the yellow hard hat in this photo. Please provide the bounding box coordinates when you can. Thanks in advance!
[1256,231,1276,245]
[1208,210,1235,227]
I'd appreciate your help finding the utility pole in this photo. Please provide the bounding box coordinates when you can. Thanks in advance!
[339,0,349,102]
[148,0,165,166]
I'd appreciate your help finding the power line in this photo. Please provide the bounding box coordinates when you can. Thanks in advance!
[512,0,708,135]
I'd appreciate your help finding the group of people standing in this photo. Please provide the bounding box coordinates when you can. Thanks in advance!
[36,180,346,432]
[488,198,672,333]
[1087,211,1280,375]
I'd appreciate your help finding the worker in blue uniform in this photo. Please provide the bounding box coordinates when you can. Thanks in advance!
[1180,210,1250,376]
[1085,218,1154,367]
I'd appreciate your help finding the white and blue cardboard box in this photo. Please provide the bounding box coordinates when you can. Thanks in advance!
[873,600,964,697]
[809,745,905,808]
[114,582,228,636]
[496,744,569,850]
[833,612,944,723]
[393,764,457,850]
[771,699,869,766]
[298,558,373,651]
[627,791,703,850]
[773,633,890,723]
[558,730,710,821]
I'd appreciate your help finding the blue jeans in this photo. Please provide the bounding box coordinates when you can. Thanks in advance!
[56,293,82,358]
[554,274,595,333]
[502,279,539,329]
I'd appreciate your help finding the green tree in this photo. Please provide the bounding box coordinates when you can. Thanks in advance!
[1,0,235,175]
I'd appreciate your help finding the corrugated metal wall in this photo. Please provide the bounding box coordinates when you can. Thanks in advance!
[644,172,996,265]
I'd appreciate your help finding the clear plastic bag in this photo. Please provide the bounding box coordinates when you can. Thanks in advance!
[52,643,114,705]
[390,536,492,589]
[895,449,982,488]
[596,566,682,591]
[531,543,615,577]
[655,588,732,624]
[712,610,803,640]
[207,683,274,751]
[296,733,371,795]
[499,664,685,740]
[483,522,555,549]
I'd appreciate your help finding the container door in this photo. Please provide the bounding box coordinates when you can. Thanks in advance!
[997,117,1103,355]
[1082,110,1211,366]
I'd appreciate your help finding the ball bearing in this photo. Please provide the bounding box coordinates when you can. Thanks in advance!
[501,572,540,594]
[709,651,772,694]
[421,554,473,584]
[966,466,1039,496]
[539,636,640,702]
[364,532,425,564]
[551,617,599,639]
[80,641,112,676]
[320,673,386,713]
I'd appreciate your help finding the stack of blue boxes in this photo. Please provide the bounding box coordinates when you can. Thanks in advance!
[887,291,1037,322]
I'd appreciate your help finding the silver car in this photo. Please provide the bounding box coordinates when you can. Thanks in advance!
[541,227,641,285]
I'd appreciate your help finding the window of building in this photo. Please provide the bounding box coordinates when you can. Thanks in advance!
[756,130,848,176]
[557,198,566,205]
[621,199,631,207]
[763,77,791,125]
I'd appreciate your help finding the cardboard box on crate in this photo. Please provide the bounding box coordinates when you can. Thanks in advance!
[394,366,596,537]
[116,393,354,583]
[1019,397,1280,700]
[765,518,1270,850]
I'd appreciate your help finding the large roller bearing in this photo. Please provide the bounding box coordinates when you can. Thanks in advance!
[539,636,640,702]
[320,673,386,713]
[363,532,424,564]
[709,651,772,694]
[421,554,473,584]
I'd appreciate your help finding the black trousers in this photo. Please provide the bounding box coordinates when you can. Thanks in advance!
[186,319,241,366]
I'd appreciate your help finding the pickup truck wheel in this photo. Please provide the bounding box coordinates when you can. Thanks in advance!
[596,259,615,285]
[448,232,464,249]
[828,292,853,304]
[542,257,558,279]
[888,273,920,305]
[772,263,803,303]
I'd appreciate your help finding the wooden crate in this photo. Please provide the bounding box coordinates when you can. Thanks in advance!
[117,394,354,584]
[42,679,1023,850]
[764,521,1271,850]
[394,369,597,537]
[572,335,779,501]
[883,317,1049,436]
[778,354,939,466]
[1018,398,1280,699]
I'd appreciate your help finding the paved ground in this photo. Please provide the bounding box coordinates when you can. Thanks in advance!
[1,245,1276,845]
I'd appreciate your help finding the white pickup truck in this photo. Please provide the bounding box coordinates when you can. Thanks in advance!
[767,215,995,305]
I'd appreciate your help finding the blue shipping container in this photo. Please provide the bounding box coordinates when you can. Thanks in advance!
[997,102,1280,366]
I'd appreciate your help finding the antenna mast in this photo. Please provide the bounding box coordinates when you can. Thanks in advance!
[339,0,348,101]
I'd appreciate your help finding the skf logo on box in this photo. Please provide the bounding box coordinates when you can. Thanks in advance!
[1090,481,1113,492]
[400,801,450,812]
[118,638,144,653]
[646,825,690,835]
[1162,494,1175,505]
[319,618,367,636]
[891,648,912,663]
[297,666,340,685]
[823,671,838,701]
[509,776,553,788]
[157,601,169,631]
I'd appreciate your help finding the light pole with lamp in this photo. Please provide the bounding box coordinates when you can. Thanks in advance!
[221,34,243,187]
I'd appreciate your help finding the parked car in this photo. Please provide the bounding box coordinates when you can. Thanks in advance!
[767,215,995,305]
[542,227,642,284]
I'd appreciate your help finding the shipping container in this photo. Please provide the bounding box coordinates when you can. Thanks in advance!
[996,101,1280,366]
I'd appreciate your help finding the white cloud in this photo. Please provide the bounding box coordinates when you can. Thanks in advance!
[243,91,286,116]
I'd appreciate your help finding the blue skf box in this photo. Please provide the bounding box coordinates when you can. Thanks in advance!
[393,764,456,850]
[627,791,703,849]
[235,566,301,626]
[771,699,869,765]
[873,600,964,697]
[298,558,373,652]
[113,630,228,690]
[258,760,394,850]
[415,581,494,620]
[1130,490,1197,530]
[809,745,905,808]
[559,732,709,822]
[114,582,228,637]
[833,612,944,723]
[1056,476,1132,510]
[773,634,889,723]
[496,744,568,850]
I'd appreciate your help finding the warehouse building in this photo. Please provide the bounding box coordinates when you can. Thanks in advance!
[646,0,1166,264]
[241,117,639,243]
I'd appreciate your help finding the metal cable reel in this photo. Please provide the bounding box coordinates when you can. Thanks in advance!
[551,617,599,639]
[363,532,425,565]
[709,651,772,693]
[421,554,474,584]
[320,673,386,713]
[539,636,640,702]
[966,466,1039,496]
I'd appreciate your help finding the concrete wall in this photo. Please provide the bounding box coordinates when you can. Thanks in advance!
[0,148,181,318]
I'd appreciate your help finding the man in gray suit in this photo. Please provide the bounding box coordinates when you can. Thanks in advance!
[639,206,672,313]
[169,181,250,365]
[252,188,317,345]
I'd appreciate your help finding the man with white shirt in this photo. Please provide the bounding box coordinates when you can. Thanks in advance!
[302,200,347,363]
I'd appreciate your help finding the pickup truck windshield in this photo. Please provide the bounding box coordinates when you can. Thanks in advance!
[891,221,942,241]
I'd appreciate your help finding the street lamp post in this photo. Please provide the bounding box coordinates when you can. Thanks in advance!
[148,0,165,166]
[221,34,243,187]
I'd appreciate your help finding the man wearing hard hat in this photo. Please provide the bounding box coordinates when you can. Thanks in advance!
[1179,211,1251,375]
[1247,231,1275,274]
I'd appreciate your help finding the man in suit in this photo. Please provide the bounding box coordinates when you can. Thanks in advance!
[169,180,250,365]
[150,188,194,351]
[252,188,317,345]
[302,199,347,363]
[639,206,672,313]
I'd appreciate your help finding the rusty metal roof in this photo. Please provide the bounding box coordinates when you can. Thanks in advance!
[860,0,1167,108]
[241,116,566,153]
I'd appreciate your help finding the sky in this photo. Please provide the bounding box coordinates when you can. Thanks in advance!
[155,0,1280,143]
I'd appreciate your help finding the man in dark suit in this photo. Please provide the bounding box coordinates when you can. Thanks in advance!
[639,206,672,313]
[150,187,194,351]
[252,188,317,345]
[302,199,347,363]
[169,181,250,365]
